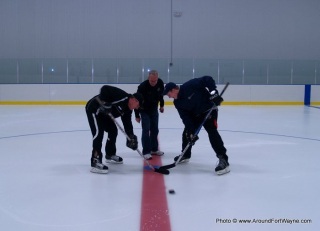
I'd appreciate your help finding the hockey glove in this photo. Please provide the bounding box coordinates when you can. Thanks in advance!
[209,90,223,106]
[186,131,199,146]
[99,103,112,114]
[126,134,138,150]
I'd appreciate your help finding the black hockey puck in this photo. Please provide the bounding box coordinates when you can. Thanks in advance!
[168,189,175,194]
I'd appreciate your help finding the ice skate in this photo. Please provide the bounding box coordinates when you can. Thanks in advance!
[91,157,108,174]
[143,153,152,160]
[215,158,230,175]
[106,155,123,164]
[90,150,108,174]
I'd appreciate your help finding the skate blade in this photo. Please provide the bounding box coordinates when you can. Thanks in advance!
[216,166,230,175]
[90,167,109,174]
[105,160,123,164]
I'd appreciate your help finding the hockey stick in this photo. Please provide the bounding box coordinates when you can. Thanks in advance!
[107,113,170,175]
[159,82,229,170]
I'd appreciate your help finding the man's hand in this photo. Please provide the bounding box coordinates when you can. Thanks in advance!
[126,135,138,150]
[210,90,223,106]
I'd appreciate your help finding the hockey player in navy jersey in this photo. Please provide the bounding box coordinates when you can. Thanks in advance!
[163,76,230,175]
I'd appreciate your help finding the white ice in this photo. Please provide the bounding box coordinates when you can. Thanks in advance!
[0,105,319,231]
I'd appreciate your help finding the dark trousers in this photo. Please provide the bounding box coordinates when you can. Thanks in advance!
[86,111,118,157]
[140,109,159,154]
[182,110,227,159]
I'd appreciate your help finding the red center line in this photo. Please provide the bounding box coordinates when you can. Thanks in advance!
[140,155,171,231]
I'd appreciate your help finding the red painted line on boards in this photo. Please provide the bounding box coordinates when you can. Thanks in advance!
[140,155,171,231]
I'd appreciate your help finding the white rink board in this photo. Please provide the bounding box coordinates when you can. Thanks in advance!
[0,84,319,104]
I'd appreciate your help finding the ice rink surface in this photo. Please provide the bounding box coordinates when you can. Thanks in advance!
[0,105,319,231]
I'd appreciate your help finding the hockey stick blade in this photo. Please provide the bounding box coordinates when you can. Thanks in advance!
[158,163,176,170]
[145,160,170,175]
[154,168,170,175]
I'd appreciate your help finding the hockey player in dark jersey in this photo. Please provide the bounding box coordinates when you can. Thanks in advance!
[162,76,230,175]
[134,70,165,160]
[85,85,143,174]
